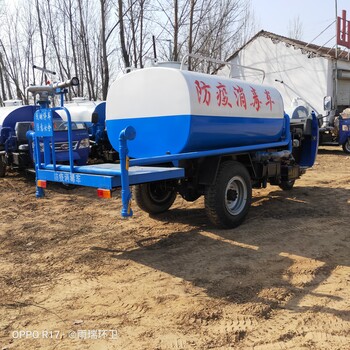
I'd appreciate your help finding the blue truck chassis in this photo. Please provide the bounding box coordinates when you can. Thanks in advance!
[32,109,318,228]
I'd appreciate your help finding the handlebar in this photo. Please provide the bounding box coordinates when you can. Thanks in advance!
[33,65,56,76]
[53,77,79,89]
[26,77,79,97]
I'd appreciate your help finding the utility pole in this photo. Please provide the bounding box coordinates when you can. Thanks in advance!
[334,0,338,111]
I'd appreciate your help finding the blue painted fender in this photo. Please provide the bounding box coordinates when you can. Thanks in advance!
[299,112,319,168]
[339,118,350,145]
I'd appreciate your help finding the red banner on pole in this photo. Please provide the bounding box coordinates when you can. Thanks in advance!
[337,10,350,49]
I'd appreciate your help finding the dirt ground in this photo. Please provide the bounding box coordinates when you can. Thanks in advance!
[0,145,349,350]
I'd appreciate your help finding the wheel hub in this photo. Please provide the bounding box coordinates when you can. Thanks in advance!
[227,189,238,202]
[225,176,247,215]
[149,183,173,204]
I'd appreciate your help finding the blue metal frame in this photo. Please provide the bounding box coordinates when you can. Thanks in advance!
[119,126,135,217]
[34,105,75,197]
[37,165,185,187]
[34,114,293,218]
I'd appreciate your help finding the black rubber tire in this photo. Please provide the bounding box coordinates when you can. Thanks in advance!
[205,161,252,229]
[134,181,177,214]
[342,139,350,154]
[279,180,295,191]
[0,156,6,177]
[59,183,77,190]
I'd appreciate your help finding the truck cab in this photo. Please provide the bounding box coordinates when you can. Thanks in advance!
[318,96,350,153]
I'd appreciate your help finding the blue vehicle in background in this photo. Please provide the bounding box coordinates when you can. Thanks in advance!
[319,107,350,154]
[0,78,90,177]
[56,98,117,161]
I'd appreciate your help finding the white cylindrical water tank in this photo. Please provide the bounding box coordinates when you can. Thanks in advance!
[106,67,285,158]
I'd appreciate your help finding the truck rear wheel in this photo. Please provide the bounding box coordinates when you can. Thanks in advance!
[205,161,252,229]
[342,139,350,154]
[134,181,177,214]
[0,156,6,177]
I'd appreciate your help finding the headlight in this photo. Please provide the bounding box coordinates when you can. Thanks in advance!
[79,138,90,149]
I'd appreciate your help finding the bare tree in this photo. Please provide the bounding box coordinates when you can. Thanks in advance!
[63,0,81,95]
[187,0,196,70]
[100,0,110,99]
[288,15,304,40]
[122,0,150,68]
[0,8,28,101]
[182,0,251,72]
[118,0,131,68]
[35,0,48,84]
[0,0,254,101]
[154,0,189,60]
[77,0,98,100]
[238,2,258,47]
[0,52,9,103]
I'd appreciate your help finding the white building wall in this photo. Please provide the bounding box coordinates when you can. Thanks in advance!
[227,36,331,115]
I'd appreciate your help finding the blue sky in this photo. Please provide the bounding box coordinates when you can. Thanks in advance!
[251,0,349,46]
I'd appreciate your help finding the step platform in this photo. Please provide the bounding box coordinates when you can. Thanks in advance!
[37,163,185,189]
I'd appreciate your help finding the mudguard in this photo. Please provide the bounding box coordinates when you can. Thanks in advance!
[299,112,319,168]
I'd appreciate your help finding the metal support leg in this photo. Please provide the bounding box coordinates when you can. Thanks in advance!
[36,186,45,198]
[30,132,45,198]
[119,126,136,218]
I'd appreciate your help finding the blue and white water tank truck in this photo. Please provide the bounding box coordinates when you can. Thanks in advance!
[33,66,318,228]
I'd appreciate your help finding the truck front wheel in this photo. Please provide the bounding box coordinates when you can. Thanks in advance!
[134,181,177,214]
[205,161,252,229]
[342,139,350,154]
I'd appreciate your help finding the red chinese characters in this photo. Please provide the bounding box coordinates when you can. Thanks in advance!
[264,89,275,111]
[233,85,247,110]
[250,87,262,112]
[216,83,232,108]
[195,80,211,106]
[337,10,350,49]
[195,79,275,113]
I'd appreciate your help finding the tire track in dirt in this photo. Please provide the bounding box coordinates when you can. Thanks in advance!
[120,216,350,349]
[241,310,350,349]
[1,148,350,349]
